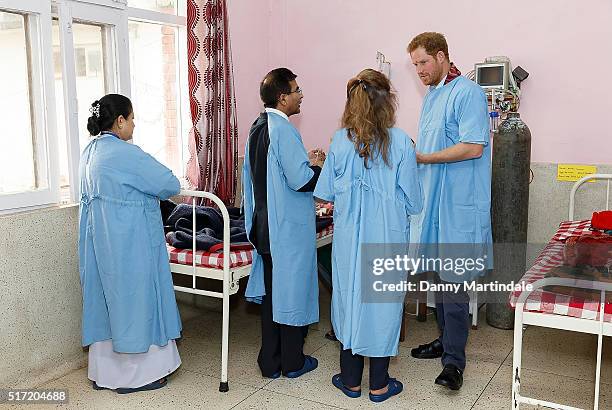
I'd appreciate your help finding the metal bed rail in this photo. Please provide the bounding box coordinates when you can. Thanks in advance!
[169,190,335,393]
[513,173,612,410]
[171,190,231,393]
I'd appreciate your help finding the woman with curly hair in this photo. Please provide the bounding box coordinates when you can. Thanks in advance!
[314,69,423,403]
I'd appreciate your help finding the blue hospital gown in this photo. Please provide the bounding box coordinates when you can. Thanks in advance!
[314,128,423,357]
[243,112,319,326]
[409,76,493,283]
[79,134,182,353]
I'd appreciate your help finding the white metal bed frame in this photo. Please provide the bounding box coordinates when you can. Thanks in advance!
[512,174,612,410]
[169,190,332,392]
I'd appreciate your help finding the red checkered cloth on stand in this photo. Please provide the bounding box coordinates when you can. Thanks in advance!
[509,220,612,322]
[168,224,334,269]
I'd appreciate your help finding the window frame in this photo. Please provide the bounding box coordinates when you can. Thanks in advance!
[0,0,60,212]
[0,0,189,212]
[126,3,189,179]
[55,0,128,202]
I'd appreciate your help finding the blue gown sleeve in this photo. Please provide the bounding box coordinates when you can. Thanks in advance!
[130,147,181,199]
[455,84,490,145]
[398,138,424,215]
[313,150,335,202]
[276,127,315,191]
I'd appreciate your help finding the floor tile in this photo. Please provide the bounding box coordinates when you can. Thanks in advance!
[473,364,611,410]
[502,325,612,383]
[179,308,330,389]
[233,389,341,409]
[30,367,256,410]
[264,342,500,410]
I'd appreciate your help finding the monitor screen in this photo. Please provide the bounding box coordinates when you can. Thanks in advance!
[477,65,505,87]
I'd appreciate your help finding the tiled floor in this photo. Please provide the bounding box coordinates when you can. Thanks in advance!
[22,286,612,409]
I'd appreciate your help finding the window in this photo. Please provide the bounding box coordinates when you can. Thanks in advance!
[0,11,36,195]
[0,0,190,211]
[51,4,118,202]
[127,0,189,179]
[128,20,189,179]
[75,47,87,76]
[127,0,182,16]
[52,18,68,192]
[52,18,109,199]
[72,23,107,151]
[87,49,102,76]
[0,1,59,212]
[52,0,125,203]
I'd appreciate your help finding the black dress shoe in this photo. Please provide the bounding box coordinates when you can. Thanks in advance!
[435,364,463,390]
[410,339,443,359]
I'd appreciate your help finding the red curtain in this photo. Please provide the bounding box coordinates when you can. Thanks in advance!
[186,0,239,205]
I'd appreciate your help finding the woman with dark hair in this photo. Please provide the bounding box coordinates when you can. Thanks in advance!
[79,94,182,393]
[314,69,423,403]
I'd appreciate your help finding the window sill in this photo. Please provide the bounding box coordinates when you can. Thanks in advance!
[0,202,78,218]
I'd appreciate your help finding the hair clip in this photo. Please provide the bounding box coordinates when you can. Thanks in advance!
[89,102,100,118]
[347,79,368,98]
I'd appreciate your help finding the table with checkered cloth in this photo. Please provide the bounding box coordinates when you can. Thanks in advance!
[167,224,334,269]
[509,220,612,322]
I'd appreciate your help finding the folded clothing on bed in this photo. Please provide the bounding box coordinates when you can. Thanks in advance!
[163,202,248,252]
[161,200,333,253]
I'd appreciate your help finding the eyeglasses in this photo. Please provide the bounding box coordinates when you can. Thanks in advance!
[286,87,303,95]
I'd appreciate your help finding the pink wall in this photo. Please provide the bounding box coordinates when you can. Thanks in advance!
[226,0,269,148]
[229,0,612,164]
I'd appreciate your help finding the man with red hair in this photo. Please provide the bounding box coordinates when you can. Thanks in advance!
[407,32,492,391]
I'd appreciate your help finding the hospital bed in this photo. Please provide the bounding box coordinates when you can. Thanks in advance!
[510,174,612,410]
[166,190,333,392]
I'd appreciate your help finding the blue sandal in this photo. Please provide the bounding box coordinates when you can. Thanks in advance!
[369,378,403,403]
[284,355,318,378]
[332,374,361,398]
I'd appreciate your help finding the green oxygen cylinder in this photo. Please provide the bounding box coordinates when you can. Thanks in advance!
[486,112,532,329]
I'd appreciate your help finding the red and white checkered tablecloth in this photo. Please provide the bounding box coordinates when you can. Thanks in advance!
[167,224,334,270]
[509,220,612,323]
[551,219,608,241]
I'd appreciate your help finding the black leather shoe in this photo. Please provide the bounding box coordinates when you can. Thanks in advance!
[435,364,463,390]
[410,339,443,359]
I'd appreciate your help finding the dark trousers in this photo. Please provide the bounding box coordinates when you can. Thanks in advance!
[340,346,390,391]
[435,283,470,371]
[258,254,308,376]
